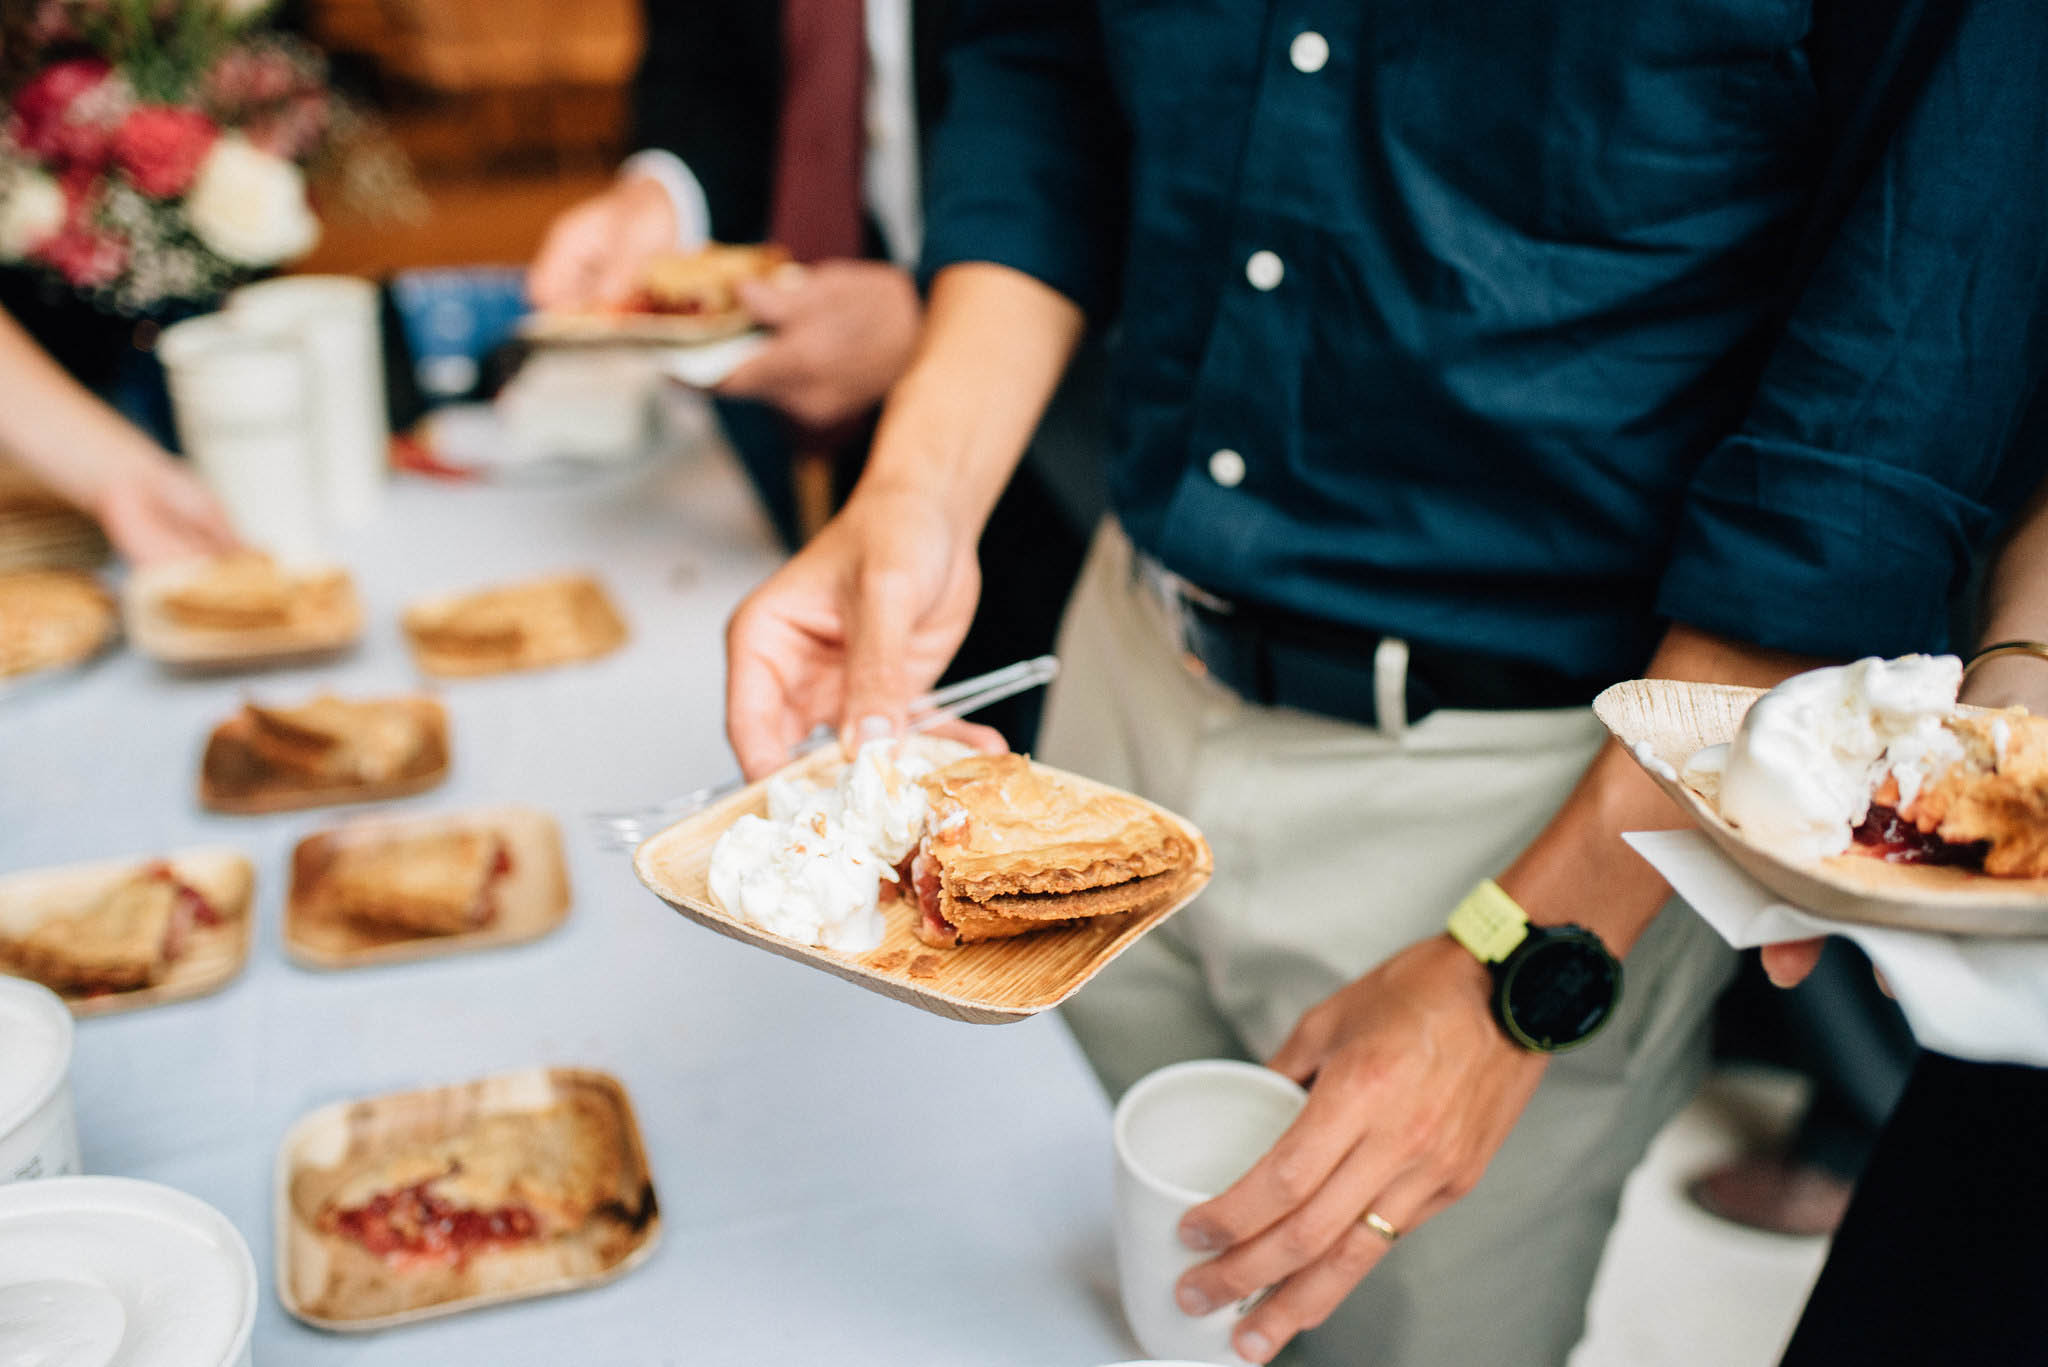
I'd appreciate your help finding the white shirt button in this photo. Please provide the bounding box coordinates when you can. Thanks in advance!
[1208,448,1247,488]
[1245,250,1284,291]
[1289,31,1330,74]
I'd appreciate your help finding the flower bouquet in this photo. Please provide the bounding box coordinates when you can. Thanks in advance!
[0,0,405,313]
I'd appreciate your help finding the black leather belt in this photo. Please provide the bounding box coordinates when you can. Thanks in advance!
[1160,576,1608,729]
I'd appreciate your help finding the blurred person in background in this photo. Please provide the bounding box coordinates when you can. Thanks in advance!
[1764,458,2048,1365]
[529,0,1094,750]
[1688,919,1914,1237]
[0,303,237,564]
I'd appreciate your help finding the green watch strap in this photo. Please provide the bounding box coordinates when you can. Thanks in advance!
[1447,878,1530,966]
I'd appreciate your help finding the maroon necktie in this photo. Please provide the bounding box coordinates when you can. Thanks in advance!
[769,0,868,263]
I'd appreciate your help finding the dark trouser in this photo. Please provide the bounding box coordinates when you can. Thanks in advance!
[1779,1053,2048,1366]
[713,396,1090,752]
[1715,939,1917,1178]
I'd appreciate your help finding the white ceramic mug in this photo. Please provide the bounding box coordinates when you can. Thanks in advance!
[1114,1060,1308,1364]
[230,275,388,527]
[159,311,325,558]
[0,977,79,1184]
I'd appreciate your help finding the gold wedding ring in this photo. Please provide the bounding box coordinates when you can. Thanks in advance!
[1361,1211,1401,1243]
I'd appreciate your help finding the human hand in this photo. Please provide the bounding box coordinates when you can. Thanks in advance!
[1172,937,1548,1364]
[527,175,679,312]
[93,453,239,565]
[724,477,1000,779]
[716,261,922,431]
[1760,938,1825,987]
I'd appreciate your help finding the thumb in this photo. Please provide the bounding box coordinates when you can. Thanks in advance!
[1760,937,1826,989]
[838,557,920,752]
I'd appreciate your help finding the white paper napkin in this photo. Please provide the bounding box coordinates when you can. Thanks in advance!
[1625,829,2048,1067]
[659,332,770,389]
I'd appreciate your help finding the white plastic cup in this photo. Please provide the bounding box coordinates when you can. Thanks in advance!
[0,1175,257,1366]
[158,311,325,559]
[230,275,388,527]
[0,977,79,1185]
[1113,1060,1308,1364]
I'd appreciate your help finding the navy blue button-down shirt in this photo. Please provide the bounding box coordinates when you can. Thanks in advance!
[922,0,2048,680]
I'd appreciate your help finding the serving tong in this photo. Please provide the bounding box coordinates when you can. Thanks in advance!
[588,654,1061,851]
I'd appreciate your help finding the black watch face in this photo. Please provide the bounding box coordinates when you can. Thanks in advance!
[1497,930,1621,1052]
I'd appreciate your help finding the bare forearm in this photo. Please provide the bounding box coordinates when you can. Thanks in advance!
[859,263,1085,531]
[1496,624,1833,955]
[1965,476,2048,707]
[0,308,163,514]
[1979,478,2048,642]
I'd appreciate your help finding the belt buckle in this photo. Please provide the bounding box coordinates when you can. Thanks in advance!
[1132,553,1229,679]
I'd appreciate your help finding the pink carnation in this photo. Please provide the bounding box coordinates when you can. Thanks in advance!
[112,106,218,197]
[11,58,114,165]
[37,224,126,288]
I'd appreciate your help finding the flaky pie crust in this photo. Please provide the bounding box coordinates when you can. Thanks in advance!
[1900,711,2048,877]
[918,753,1192,900]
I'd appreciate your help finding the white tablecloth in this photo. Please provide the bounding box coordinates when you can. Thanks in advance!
[0,435,1137,1365]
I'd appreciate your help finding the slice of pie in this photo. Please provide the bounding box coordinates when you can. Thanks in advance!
[317,1097,634,1270]
[0,862,221,995]
[313,829,512,936]
[242,695,430,785]
[158,551,350,632]
[907,753,1194,947]
[629,243,792,319]
[1854,711,2048,877]
[0,570,115,678]
[402,574,626,676]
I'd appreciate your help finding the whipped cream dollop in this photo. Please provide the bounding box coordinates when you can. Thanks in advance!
[0,1178,255,1367]
[1713,655,1964,860]
[709,736,974,952]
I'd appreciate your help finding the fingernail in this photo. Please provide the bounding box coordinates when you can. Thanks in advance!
[1179,1222,1223,1252]
[1237,1329,1274,1363]
[1175,1285,1213,1317]
[855,715,894,742]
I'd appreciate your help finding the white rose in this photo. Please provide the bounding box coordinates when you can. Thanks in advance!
[0,171,65,261]
[185,134,319,268]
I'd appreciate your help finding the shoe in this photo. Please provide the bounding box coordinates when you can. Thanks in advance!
[1686,1154,1854,1238]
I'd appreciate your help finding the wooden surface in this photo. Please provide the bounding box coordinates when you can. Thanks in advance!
[1597,678,2048,936]
[634,750,1215,1025]
[284,805,571,970]
[291,169,612,276]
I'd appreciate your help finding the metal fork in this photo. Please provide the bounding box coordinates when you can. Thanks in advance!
[587,654,1061,852]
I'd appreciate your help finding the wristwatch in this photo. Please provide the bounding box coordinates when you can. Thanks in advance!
[1446,879,1622,1053]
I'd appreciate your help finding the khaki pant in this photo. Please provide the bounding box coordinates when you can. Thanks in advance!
[1041,524,1733,1367]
